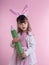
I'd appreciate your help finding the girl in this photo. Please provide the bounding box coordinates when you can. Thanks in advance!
[9,15,37,65]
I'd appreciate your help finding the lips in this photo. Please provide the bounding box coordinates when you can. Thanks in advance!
[23,27,25,29]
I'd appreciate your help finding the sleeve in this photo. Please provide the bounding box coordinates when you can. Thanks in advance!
[25,34,36,56]
[10,41,15,48]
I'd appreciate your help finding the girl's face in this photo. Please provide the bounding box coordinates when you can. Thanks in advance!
[18,20,28,32]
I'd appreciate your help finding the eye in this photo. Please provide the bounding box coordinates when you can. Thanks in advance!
[18,23,22,25]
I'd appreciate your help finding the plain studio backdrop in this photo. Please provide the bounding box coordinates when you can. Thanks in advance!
[0,0,49,65]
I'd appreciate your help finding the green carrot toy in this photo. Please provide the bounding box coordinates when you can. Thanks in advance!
[11,26,24,59]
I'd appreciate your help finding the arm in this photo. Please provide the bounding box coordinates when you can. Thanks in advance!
[25,35,36,56]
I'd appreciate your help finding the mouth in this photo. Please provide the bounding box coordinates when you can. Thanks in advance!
[22,27,26,29]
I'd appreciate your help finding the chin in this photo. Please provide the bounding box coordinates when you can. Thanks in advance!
[23,30,25,31]
[22,28,27,31]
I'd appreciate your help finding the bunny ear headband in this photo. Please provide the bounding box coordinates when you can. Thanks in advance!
[9,5,28,17]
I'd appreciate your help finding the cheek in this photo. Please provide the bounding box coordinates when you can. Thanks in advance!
[26,24,28,28]
[18,24,21,27]
[19,25,22,29]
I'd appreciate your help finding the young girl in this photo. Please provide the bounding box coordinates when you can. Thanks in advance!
[9,15,37,65]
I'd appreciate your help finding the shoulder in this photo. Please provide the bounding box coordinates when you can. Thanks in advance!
[28,31,35,40]
[18,31,33,36]
[28,31,36,44]
[28,31,32,35]
[28,31,34,37]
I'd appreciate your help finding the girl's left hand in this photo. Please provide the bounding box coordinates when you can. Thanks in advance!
[21,52,26,58]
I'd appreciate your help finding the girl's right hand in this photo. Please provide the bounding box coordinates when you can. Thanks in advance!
[12,37,19,43]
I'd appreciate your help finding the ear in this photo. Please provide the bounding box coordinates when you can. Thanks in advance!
[9,9,20,16]
[22,5,28,16]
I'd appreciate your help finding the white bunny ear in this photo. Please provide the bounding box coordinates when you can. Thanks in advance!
[22,5,28,16]
[9,9,20,16]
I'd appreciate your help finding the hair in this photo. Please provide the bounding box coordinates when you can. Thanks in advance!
[16,15,31,35]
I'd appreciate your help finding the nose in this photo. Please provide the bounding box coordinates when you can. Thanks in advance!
[22,23,25,26]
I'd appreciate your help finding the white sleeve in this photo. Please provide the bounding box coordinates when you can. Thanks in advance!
[25,35,36,56]
[10,42,15,48]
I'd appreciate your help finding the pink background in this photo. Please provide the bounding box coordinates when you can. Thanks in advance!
[0,0,49,65]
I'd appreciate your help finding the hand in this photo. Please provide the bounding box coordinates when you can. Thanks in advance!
[12,37,19,43]
[21,52,26,58]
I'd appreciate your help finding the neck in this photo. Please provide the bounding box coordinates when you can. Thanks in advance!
[22,30,27,32]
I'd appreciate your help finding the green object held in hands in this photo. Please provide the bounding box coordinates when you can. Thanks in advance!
[11,26,24,59]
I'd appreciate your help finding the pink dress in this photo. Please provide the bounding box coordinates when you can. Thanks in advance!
[16,32,31,65]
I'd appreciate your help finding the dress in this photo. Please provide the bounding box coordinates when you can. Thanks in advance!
[9,31,37,65]
[16,32,32,65]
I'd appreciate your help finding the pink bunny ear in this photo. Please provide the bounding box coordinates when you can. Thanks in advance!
[9,5,28,17]
[9,9,20,16]
[22,5,28,15]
